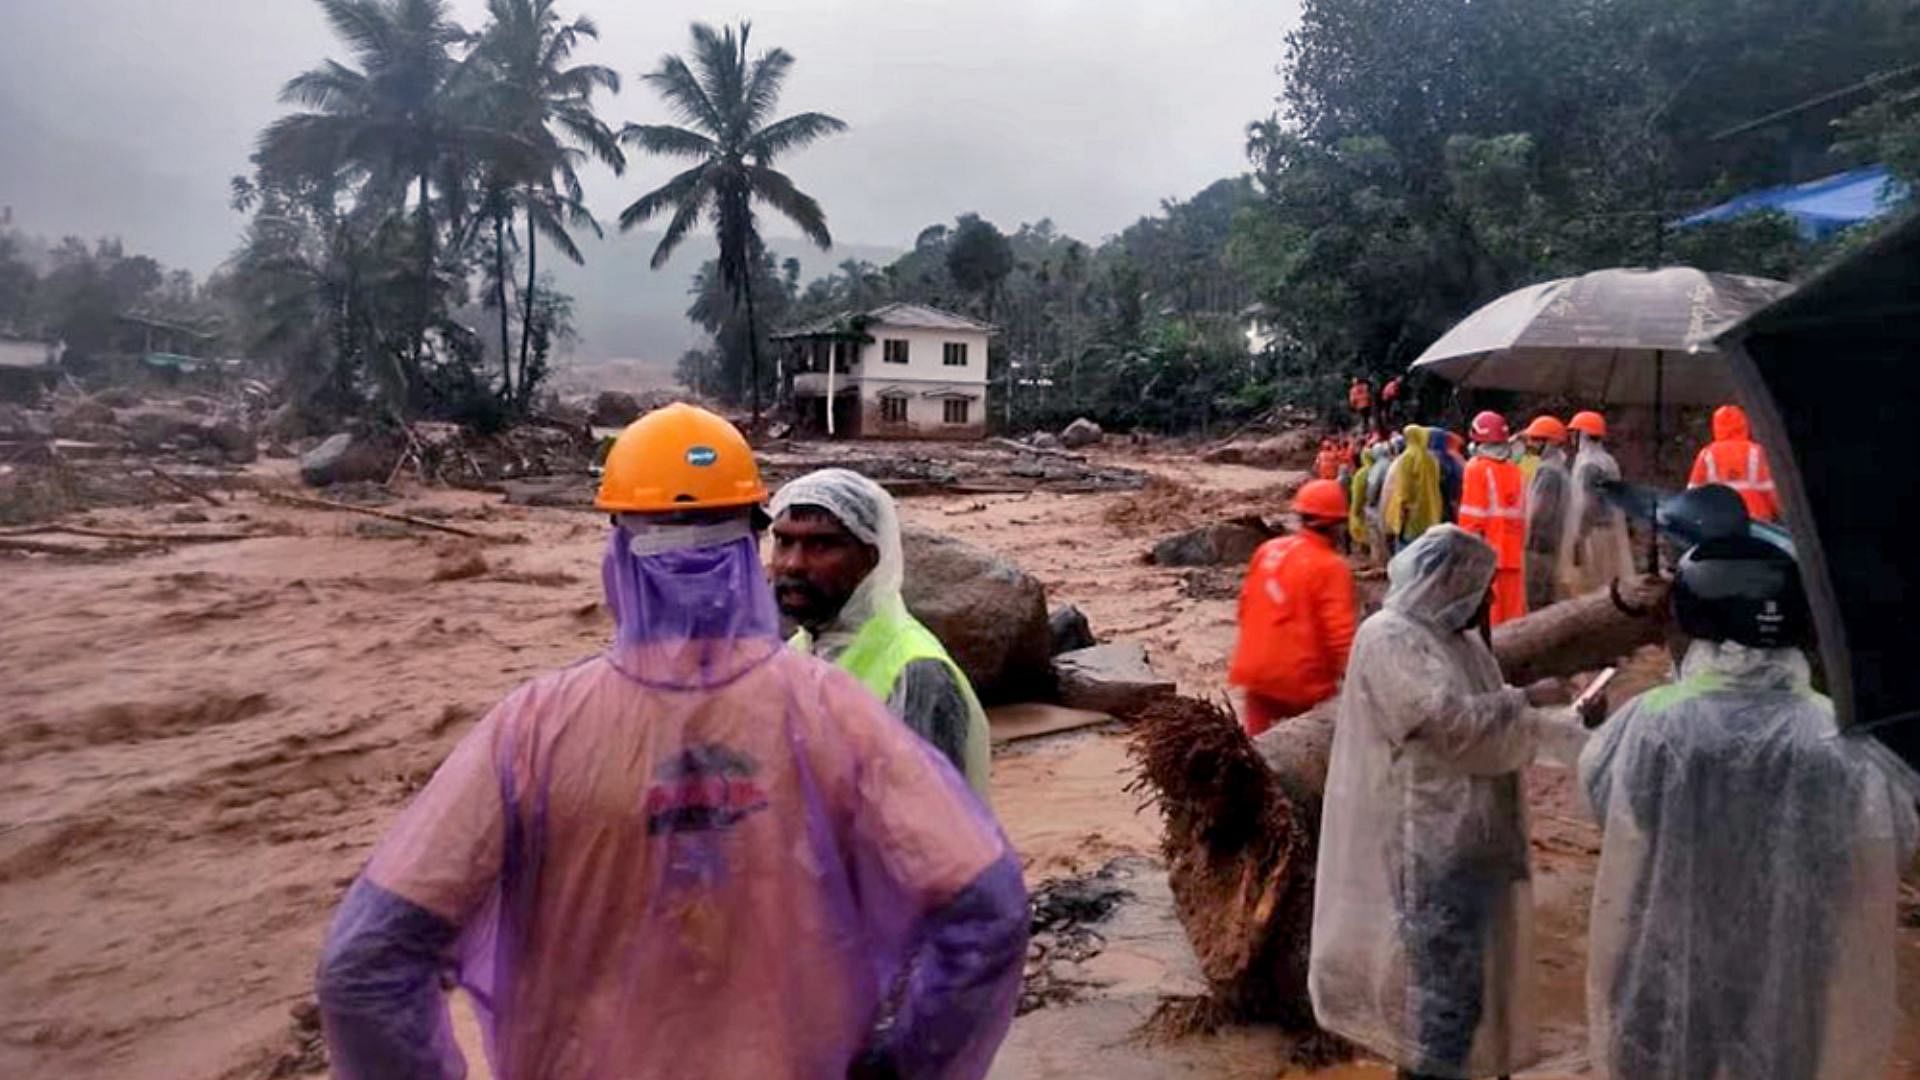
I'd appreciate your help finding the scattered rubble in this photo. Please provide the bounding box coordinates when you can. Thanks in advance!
[758,439,1148,497]
[589,390,643,428]
[1021,860,1135,1014]
[1053,642,1176,715]
[1199,429,1321,470]
[1101,476,1299,536]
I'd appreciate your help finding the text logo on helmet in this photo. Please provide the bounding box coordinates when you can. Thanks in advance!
[686,445,718,467]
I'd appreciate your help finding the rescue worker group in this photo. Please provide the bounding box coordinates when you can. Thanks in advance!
[314,400,1915,1080]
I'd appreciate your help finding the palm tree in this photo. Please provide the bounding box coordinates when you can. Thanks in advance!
[258,0,474,402]
[619,21,847,423]
[468,0,624,405]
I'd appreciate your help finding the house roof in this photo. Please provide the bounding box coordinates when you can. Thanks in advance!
[773,302,996,341]
[864,303,996,333]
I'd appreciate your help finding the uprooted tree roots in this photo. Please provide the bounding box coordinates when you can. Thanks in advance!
[1127,696,1333,1043]
[1126,577,1676,1061]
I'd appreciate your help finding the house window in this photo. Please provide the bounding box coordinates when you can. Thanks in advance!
[943,342,968,366]
[883,339,910,364]
[943,398,972,425]
[881,396,908,423]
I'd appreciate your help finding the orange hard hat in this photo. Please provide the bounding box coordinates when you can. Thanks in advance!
[595,402,768,514]
[1469,410,1510,443]
[1569,410,1608,439]
[1292,478,1348,521]
[1521,415,1569,444]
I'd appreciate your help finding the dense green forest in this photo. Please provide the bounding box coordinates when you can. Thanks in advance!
[2,0,1915,435]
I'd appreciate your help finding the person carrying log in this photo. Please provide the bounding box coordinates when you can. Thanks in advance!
[1579,535,1917,1080]
[1309,525,1596,1080]
[1229,479,1358,737]
[771,467,991,796]
[314,405,1026,1080]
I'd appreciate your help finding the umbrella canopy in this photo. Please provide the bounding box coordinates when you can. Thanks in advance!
[1675,165,1910,241]
[1412,267,1790,405]
[1718,211,1920,768]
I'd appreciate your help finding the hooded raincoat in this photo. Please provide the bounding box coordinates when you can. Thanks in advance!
[775,469,992,796]
[1310,526,1573,1078]
[1580,641,1920,1080]
[1383,426,1445,547]
[1687,405,1780,522]
[1522,446,1570,612]
[1365,447,1394,564]
[315,517,1027,1080]
[1559,438,1634,597]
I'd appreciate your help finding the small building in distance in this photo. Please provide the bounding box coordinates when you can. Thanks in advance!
[774,302,993,439]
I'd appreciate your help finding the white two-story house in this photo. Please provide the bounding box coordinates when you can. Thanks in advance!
[773,303,993,439]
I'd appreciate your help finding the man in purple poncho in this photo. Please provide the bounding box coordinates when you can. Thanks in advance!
[314,404,1027,1080]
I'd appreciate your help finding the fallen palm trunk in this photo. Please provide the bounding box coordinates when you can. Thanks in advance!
[1130,575,1672,1036]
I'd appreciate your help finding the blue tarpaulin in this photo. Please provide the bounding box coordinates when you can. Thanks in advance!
[1674,165,1910,240]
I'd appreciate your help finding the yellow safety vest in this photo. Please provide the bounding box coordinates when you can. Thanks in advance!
[793,607,991,797]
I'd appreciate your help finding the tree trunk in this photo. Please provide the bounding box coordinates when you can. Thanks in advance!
[1133,577,1673,1029]
[494,212,513,401]
[743,276,763,427]
[413,171,434,405]
[518,194,537,410]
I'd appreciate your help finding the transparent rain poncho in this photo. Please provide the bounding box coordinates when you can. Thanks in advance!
[1580,640,1920,1080]
[1524,445,1571,611]
[316,515,1027,1080]
[773,468,992,793]
[1559,438,1634,596]
[1311,525,1575,1078]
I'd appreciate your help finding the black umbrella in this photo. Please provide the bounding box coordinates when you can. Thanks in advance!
[1717,211,1920,768]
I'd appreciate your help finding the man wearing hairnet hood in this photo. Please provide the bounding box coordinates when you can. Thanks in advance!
[314,406,1026,1080]
[770,468,992,795]
[1309,525,1593,1080]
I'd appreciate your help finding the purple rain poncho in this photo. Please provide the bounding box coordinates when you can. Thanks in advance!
[316,518,1027,1080]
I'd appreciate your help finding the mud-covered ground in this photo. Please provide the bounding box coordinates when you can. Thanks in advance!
[2,447,1916,1078]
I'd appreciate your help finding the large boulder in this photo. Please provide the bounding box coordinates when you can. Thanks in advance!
[202,418,258,464]
[901,526,1052,703]
[300,432,399,487]
[590,390,643,428]
[1060,418,1104,449]
[1149,517,1273,567]
[1053,642,1176,715]
[122,407,203,452]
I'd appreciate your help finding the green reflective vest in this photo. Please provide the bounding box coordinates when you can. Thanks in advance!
[793,605,991,798]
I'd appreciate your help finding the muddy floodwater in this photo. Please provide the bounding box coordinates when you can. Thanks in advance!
[3,447,1917,1078]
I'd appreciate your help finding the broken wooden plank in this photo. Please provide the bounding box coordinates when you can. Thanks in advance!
[261,490,494,540]
[987,702,1117,745]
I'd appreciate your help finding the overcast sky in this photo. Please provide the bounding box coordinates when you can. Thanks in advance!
[0,0,1300,276]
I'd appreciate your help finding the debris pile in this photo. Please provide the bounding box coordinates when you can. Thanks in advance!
[1020,861,1135,1014]
[1101,476,1300,536]
[757,438,1149,496]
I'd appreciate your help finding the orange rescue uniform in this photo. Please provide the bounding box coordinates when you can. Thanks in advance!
[1228,529,1357,735]
[1689,405,1779,522]
[1458,453,1528,625]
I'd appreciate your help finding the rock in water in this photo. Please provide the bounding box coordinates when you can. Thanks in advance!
[590,390,642,428]
[1053,642,1175,714]
[1060,418,1104,448]
[1048,604,1097,656]
[901,526,1052,703]
[300,432,398,487]
[1149,518,1272,567]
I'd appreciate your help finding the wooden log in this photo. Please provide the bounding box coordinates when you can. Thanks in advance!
[149,465,223,506]
[0,524,263,544]
[260,490,493,541]
[0,536,156,556]
[1132,577,1674,1032]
